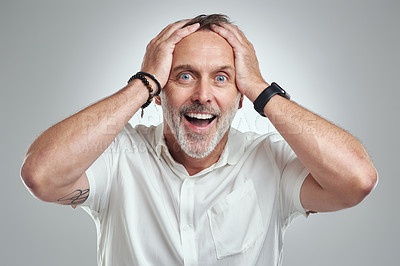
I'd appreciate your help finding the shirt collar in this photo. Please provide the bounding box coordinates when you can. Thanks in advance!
[155,123,166,158]
[220,127,245,166]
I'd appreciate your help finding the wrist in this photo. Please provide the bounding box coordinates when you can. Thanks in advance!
[245,81,270,103]
[128,72,161,117]
[253,82,290,117]
[136,71,162,96]
[124,79,150,101]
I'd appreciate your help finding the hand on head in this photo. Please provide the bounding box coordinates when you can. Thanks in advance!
[210,23,268,102]
[141,15,268,102]
[140,20,200,91]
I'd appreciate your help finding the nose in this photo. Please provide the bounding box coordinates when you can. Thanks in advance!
[191,78,213,104]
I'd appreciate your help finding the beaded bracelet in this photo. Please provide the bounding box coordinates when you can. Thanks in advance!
[136,71,162,96]
[128,73,154,118]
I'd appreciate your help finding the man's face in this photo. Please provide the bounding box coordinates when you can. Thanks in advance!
[160,30,242,159]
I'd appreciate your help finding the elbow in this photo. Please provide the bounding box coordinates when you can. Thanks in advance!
[361,165,378,197]
[345,163,378,208]
[21,159,38,192]
[20,159,53,202]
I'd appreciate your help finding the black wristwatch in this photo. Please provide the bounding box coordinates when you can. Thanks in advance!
[253,82,290,117]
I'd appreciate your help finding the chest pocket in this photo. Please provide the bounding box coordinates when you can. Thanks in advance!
[207,180,264,259]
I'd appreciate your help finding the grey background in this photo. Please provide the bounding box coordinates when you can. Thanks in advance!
[1,0,398,265]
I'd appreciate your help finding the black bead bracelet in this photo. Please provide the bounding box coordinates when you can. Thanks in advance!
[136,71,162,96]
[128,73,155,118]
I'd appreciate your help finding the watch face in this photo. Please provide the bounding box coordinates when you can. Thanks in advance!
[272,82,290,100]
[253,83,291,117]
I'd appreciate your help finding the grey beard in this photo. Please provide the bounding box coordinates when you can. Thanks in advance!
[161,92,241,159]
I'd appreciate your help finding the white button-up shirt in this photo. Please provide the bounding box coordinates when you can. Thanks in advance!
[81,123,309,266]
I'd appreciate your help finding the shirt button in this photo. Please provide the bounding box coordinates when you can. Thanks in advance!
[183,224,193,231]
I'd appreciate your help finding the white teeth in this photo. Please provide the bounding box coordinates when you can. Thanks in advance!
[186,113,214,120]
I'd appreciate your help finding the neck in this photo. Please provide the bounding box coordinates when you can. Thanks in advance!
[164,131,229,176]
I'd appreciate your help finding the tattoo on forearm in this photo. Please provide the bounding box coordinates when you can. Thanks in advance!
[57,189,89,205]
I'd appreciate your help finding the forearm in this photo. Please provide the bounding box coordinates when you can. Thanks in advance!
[210,21,377,209]
[264,95,377,199]
[22,79,148,190]
[22,19,200,200]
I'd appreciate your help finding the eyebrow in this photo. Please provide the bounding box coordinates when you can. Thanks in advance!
[171,64,234,74]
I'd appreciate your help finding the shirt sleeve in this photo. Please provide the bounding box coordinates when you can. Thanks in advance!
[264,133,310,226]
[79,132,125,214]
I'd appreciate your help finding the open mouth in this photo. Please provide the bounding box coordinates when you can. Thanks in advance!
[184,112,216,127]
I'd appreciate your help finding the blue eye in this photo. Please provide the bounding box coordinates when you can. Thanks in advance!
[180,73,191,80]
[216,75,227,82]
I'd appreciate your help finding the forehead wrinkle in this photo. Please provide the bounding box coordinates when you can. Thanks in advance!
[172,31,234,73]
[172,64,234,75]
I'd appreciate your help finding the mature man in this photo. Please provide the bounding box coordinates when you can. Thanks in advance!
[21,14,377,265]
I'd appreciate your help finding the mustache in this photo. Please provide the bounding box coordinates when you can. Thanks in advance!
[178,102,221,117]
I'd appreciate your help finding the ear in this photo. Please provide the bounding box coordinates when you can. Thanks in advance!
[238,94,244,109]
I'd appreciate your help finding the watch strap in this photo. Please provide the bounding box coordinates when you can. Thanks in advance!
[253,82,290,117]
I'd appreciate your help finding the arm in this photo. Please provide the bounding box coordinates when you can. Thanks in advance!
[21,80,148,205]
[211,23,377,212]
[21,20,200,206]
[263,95,377,211]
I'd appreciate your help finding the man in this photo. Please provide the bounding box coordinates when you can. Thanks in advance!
[21,14,377,265]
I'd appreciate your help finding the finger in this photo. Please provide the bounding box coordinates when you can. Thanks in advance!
[210,24,243,50]
[217,23,251,47]
[159,19,189,37]
[167,23,200,45]
[223,23,250,45]
[147,19,190,49]
[155,19,192,43]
